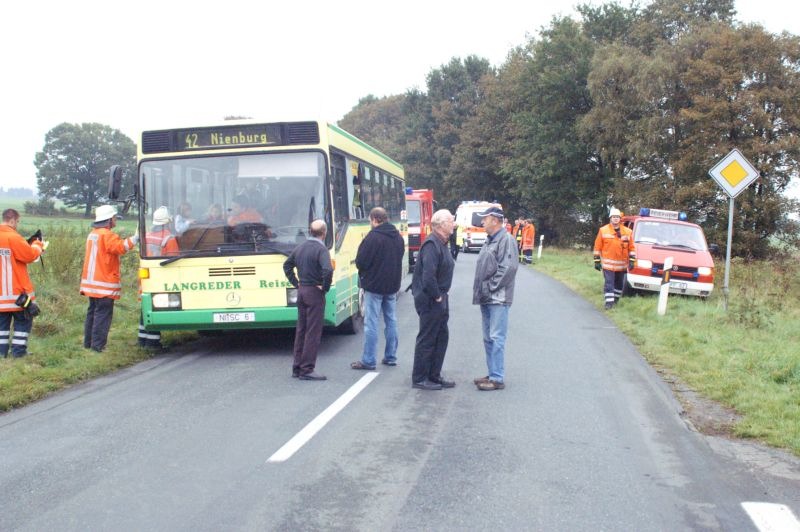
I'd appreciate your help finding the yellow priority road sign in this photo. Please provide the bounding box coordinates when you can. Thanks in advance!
[708,148,760,198]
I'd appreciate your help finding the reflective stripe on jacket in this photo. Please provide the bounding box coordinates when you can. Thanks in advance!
[80,228,135,299]
[0,225,43,312]
[145,227,179,257]
[593,223,635,272]
[521,224,536,251]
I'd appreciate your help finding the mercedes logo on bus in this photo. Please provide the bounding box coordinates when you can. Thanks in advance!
[226,292,241,305]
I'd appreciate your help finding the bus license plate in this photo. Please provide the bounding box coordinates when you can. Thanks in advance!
[670,281,688,291]
[213,312,255,323]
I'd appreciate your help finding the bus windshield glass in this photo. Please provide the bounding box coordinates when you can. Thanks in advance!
[406,200,421,226]
[140,151,327,257]
[633,220,707,251]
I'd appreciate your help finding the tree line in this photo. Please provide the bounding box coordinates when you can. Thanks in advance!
[339,0,800,257]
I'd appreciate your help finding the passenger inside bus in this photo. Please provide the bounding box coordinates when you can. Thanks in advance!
[146,206,180,257]
[201,203,225,225]
[174,202,195,234]
[227,195,263,226]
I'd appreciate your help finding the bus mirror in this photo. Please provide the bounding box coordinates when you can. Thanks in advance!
[108,165,123,200]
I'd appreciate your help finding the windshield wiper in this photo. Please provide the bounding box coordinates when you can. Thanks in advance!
[159,249,219,266]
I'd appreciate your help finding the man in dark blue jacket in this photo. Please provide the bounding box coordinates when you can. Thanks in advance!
[283,219,333,381]
[351,207,405,370]
[410,209,456,390]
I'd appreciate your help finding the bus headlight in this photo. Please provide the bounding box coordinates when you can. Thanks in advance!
[697,266,712,276]
[152,293,181,309]
[637,259,653,269]
[286,288,298,306]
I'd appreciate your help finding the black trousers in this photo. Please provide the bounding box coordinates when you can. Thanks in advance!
[411,293,449,383]
[293,285,326,375]
[0,310,33,357]
[84,297,115,352]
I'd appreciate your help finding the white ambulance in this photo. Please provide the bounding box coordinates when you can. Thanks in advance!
[454,201,501,252]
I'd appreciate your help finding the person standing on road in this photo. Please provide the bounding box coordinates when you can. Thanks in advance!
[283,219,333,381]
[593,207,636,310]
[410,209,456,391]
[80,205,138,353]
[472,205,518,391]
[351,207,404,371]
[521,219,536,265]
[0,209,46,358]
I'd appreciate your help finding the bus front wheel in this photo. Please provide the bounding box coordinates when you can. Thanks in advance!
[336,313,363,335]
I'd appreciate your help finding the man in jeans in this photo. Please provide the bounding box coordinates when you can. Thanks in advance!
[351,207,405,370]
[472,205,518,391]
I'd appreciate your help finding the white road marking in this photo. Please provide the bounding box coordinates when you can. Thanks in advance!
[742,502,800,532]
[267,372,379,463]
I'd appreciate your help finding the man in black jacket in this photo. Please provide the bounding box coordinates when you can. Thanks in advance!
[351,207,405,370]
[410,209,456,390]
[283,219,333,380]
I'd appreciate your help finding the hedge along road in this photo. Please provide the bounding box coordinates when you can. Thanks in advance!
[0,252,798,531]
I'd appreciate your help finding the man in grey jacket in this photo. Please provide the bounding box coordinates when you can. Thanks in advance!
[472,205,518,391]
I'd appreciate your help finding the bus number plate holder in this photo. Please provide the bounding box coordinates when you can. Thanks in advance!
[213,312,255,323]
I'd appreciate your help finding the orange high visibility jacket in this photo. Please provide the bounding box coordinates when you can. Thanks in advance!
[145,227,179,257]
[521,223,536,251]
[80,227,136,300]
[0,225,44,312]
[593,223,635,272]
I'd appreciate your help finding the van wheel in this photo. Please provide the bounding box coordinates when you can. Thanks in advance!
[462,243,469,253]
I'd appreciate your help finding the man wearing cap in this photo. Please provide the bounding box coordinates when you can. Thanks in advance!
[472,205,518,391]
[138,206,178,349]
[593,207,636,310]
[80,205,138,352]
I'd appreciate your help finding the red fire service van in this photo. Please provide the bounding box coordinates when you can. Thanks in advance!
[405,188,436,269]
[622,208,716,297]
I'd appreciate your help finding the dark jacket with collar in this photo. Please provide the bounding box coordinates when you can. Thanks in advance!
[411,233,454,308]
[356,222,405,294]
[283,238,333,292]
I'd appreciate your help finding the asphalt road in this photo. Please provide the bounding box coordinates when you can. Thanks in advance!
[1,252,799,531]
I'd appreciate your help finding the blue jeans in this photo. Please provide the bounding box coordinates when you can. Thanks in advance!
[361,291,398,367]
[480,304,509,383]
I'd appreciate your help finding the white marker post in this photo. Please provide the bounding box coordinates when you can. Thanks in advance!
[537,235,544,260]
[657,256,673,316]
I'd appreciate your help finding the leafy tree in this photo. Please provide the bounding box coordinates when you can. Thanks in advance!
[34,123,136,217]
[582,21,800,257]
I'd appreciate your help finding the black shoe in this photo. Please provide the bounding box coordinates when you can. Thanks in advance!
[299,372,327,381]
[604,302,613,310]
[412,379,443,391]
[430,376,455,388]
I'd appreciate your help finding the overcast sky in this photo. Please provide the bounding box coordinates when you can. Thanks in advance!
[3,0,799,197]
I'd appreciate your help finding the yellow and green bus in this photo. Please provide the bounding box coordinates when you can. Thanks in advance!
[122,120,407,333]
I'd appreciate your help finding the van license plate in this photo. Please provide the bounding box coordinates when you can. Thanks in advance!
[670,281,688,291]
[213,312,255,323]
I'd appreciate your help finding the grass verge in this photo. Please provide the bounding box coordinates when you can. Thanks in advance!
[533,247,800,455]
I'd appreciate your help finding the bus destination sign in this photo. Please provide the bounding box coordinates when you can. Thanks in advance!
[177,124,284,151]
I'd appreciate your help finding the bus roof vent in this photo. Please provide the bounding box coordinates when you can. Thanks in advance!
[141,131,171,154]
[287,122,320,144]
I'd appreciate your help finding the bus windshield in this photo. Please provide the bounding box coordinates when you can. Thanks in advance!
[140,151,327,257]
[406,200,421,226]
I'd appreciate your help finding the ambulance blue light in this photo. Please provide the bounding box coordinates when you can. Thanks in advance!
[678,212,688,221]
[640,208,650,217]
[405,187,413,195]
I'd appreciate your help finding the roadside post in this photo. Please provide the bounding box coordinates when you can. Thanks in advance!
[708,149,760,311]
[657,256,674,316]
[537,235,544,260]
